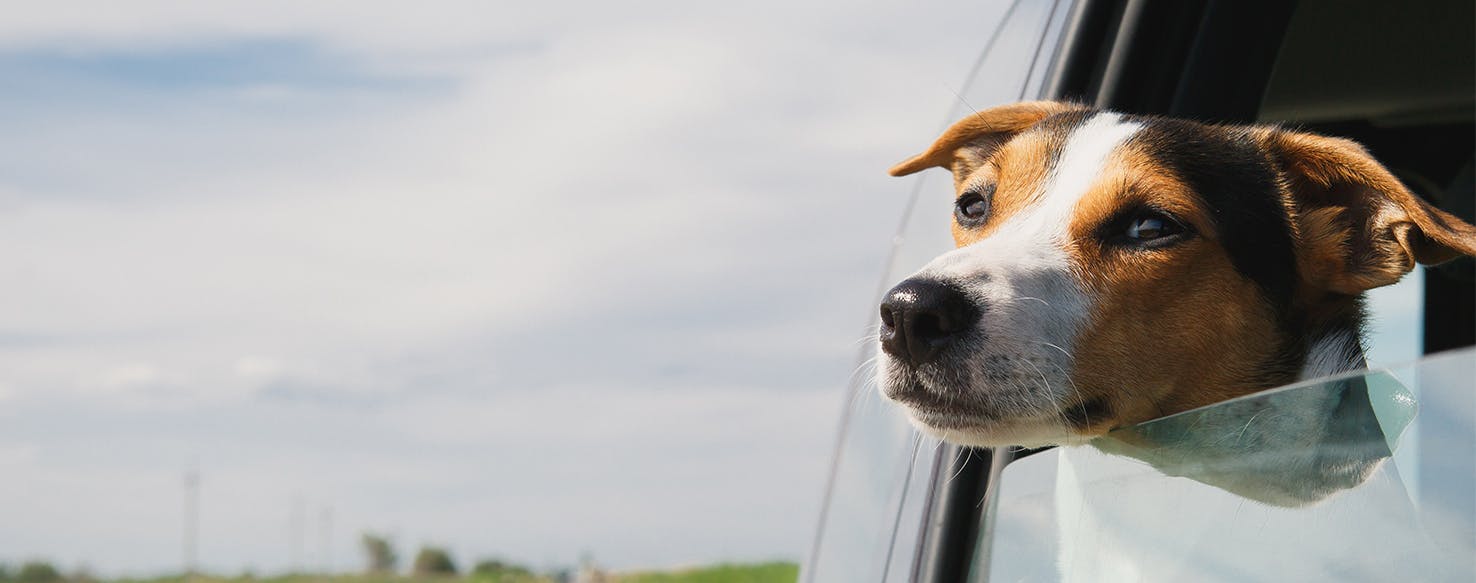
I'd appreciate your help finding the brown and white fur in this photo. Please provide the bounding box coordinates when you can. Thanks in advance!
[877,101,1476,450]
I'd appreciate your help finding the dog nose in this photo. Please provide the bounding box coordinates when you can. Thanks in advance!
[878,278,979,366]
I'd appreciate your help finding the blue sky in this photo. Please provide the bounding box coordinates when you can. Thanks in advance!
[0,1,1016,576]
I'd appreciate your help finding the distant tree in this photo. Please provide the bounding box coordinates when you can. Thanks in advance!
[471,559,535,580]
[360,533,398,574]
[412,547,457,576]
[14,562,61,583]
[67,566,96,583]
[0,563,12,582]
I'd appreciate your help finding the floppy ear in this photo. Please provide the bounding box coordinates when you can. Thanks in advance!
[1265,129,1476,294]
[889,101,1083,181]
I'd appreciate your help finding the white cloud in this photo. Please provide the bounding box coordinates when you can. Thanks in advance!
[233,356,283,380]
[86,362,169,391]
[0,0,1014,574]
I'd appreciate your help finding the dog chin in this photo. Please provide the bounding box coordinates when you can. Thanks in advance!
[904,408,1088,448]
[879,360,1088,447]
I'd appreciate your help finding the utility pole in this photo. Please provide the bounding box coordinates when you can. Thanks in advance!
[183,465,200,581]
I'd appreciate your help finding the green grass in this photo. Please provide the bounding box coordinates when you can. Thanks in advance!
[89,562,798,583]
[614,562,798,583]
[107,575,550,583]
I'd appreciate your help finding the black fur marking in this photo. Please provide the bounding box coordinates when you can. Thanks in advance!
[1061,396,1114,429]
[1029,110,1096,158]
[1126,117,1306,381]
[1128,118,1299,309]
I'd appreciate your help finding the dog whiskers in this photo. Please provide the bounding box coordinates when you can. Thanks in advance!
[1040,358,1092,429]
[1014,296,1052,307]
[1020,359,1072,428]
[854,322,884,345]
[1033,340,1076,361]
[944,83,982,117]
[944,446,974,486]
[851,355,881,380]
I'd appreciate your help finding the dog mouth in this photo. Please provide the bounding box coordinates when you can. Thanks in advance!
[882,363,1109,440]
[907,407,1001,430]
[883,380,1003,429]
[899,398,1076,444]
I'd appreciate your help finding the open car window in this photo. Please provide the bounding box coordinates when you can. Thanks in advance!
[979,347,1476,581]
[808,0,1472,580]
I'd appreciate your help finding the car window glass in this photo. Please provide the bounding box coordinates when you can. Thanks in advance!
[979,348,1475,581]
[1364,261,1424,367]
[803,1,1076,581]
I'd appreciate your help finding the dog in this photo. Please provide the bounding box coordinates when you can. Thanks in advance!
[876,101,1476,452]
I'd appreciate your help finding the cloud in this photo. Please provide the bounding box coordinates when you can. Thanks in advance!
[0,380,840,573]
[0,0,1016,574]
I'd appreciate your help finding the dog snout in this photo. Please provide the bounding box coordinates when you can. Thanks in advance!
[879,279,979,367]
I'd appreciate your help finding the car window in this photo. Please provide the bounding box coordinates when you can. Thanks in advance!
[803,1,1077,581]
[1364,267,1424,367]
[979,347,1475,581]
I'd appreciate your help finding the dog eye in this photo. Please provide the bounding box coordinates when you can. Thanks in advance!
[1123,212,1185,242]
[954,185,994,225]
[958,196,988,218]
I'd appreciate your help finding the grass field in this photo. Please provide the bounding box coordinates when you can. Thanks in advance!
[615,562,798,583]
[87,562,798,583]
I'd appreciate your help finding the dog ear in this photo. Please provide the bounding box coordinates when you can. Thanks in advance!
[889,101,1082,179]
[1264,129,1476,294]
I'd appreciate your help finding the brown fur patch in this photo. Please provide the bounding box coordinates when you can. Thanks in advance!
[1261,128,1476,295]
[1062,145,1292,435]
[888,100,1084,178]
[950,128,1061,246]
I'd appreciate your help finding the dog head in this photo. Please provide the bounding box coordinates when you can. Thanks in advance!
[877,101,1476,447]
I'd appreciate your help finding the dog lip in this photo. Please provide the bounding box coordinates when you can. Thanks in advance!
[886,386,996,421]
[883,384,951,409]
[908,407,999,430]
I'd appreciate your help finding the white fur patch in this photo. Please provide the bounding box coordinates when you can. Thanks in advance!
[920,113,1144,279]
[1300,328,1364,379]
[1033,113,1144,236]
[915,112,1144,342]
[880,113,1145,443]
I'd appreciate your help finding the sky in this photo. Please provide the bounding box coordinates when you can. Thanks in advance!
[0,1,1432,577]
[0,0,1022,576]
